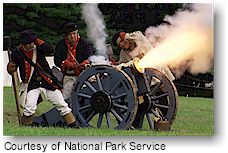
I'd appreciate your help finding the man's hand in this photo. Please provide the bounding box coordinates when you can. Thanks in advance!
[7,62,17,75]
[81,59,90,66]
[109,58,117,65]
[79,60,90,71]
[81,60,90,65]
[61,60,76,71]
[74,59,90,76]
[74,65,81,77]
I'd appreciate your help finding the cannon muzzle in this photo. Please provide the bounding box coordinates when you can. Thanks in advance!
[132,57,144,73]
[116,57,145,74]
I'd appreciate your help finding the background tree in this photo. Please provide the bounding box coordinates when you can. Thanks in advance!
[98,3,183,55]
[3,3,85,47]
[3,3,183,49]
[3,3,213,97]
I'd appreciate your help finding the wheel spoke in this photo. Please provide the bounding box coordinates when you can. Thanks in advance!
[109,80,121,94]
[78,93,91,99]
[150,81,162,95]
[79,104,92,112]
[73,65,139,129]
[96,73,103,90]
[151,109,160,118]
[147,76,152,86]
[113,102,128,110]
[154,103,169,109]
[111,92,127,100]
[84,81,97,93]
[146,113,154,129]
[97,113,104,128]
[152,93,169,100]
[85,111,96,123]
[111,108,123,122]
[102,76,110,91]
[105,112,112,128]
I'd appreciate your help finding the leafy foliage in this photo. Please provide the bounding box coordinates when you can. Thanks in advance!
[3,3,84,46]
[3,3,183,55]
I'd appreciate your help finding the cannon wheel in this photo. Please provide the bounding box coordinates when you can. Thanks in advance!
[71,65,138,130]
[132,68,178,130]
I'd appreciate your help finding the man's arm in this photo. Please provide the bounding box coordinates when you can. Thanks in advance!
[54,40,65,68]
[37,43,55,56]
[35,38,55,56]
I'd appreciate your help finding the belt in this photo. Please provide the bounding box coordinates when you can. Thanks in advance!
[65,73,76,76]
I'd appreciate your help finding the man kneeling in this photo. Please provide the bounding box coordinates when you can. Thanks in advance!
[7,30,79,128]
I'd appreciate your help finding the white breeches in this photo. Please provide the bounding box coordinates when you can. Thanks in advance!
[23,88,71,117]
[62,75,77,100]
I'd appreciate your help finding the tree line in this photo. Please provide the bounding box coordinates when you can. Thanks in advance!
[3,3,183,56]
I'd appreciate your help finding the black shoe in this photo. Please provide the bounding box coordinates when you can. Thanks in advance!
[67,121,80,129]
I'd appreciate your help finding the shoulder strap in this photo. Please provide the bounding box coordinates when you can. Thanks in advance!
[17,48,63,89]
[68,50,79,65]
[27,46,37,83]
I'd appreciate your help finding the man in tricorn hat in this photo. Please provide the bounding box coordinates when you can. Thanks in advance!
[7,30,79,128]
[54,22,94,101]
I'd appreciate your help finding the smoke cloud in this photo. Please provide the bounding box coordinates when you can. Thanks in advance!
[81,3,108,62]
[89,55,110,65]
[140,4,213,78]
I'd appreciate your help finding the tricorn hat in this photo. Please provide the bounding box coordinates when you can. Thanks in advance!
[19,30,37,44]
[60,22,78,34]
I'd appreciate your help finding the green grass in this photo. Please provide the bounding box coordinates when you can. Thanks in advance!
[3,87,214,136]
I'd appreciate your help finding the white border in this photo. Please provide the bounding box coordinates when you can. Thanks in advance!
[1,1,227,153]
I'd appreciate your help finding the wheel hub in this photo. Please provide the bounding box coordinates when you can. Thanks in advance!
[91,91,112,113]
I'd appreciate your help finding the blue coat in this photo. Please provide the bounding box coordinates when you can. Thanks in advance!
[54,38,94,68]
[11,43,59,91]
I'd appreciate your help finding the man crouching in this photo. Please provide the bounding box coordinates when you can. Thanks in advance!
[7,30,79,128]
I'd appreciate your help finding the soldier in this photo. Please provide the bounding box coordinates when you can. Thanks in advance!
[7,30,79,128]
[54,22,94,101]
[112,30,175,129]
[112,30,175,82]
[112,31,137,63]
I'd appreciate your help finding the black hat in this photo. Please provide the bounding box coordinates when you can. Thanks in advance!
[60,22,78,34]
[19,30,37,44]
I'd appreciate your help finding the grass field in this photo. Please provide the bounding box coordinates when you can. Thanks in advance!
[3,87,214,136]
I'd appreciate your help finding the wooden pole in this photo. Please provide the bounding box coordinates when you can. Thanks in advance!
[4,36,22,125]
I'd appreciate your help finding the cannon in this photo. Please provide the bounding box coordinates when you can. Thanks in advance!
[33,58,178,131]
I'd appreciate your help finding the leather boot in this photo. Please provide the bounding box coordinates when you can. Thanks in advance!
[21,115,34,126]
[64,112,80,129]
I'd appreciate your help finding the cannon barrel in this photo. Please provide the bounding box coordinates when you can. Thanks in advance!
[117,58,150,95]
[116,57,144,74]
